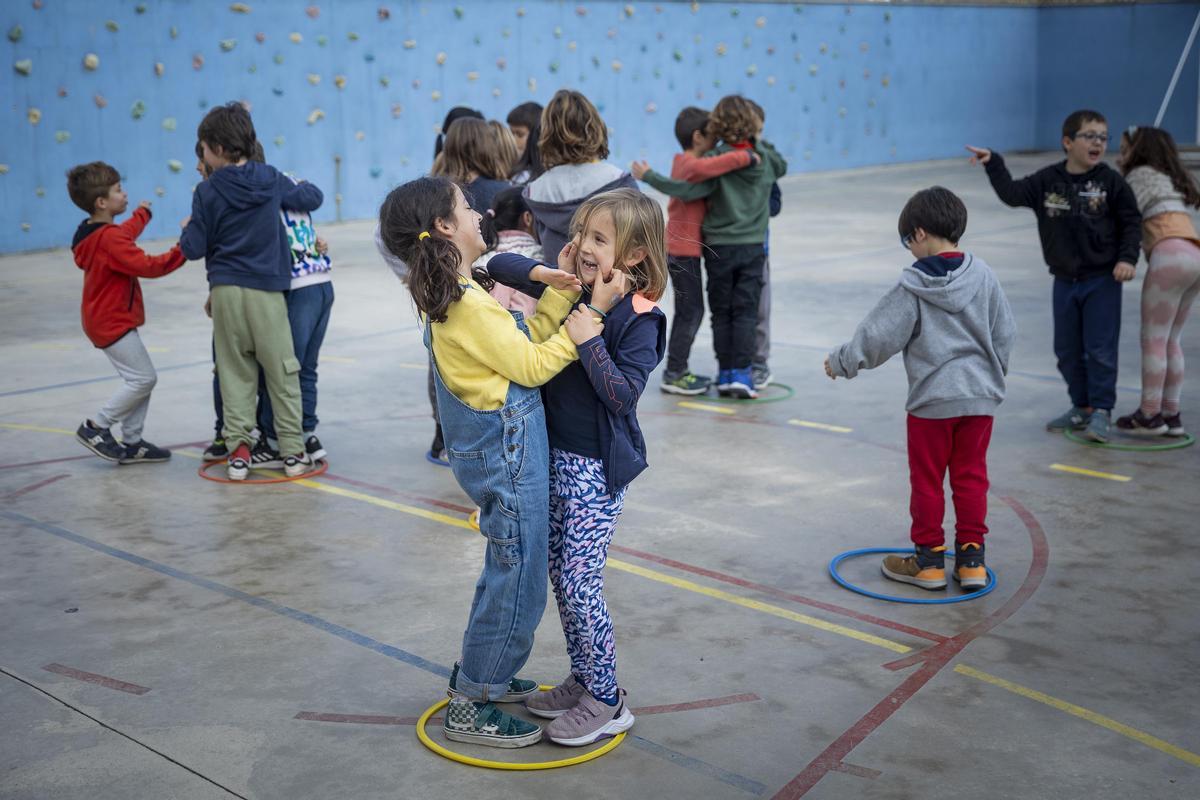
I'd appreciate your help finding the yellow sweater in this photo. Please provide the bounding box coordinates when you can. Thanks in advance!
[431,278,580,411]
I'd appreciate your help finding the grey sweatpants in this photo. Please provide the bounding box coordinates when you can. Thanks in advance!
[754,256,771,369]
[95,329,157,444]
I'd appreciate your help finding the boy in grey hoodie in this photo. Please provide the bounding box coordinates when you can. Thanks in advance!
[825,187,1016,591]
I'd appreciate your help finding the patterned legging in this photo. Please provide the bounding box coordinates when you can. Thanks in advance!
[548,448,626,703]
[1140,238,1200,416]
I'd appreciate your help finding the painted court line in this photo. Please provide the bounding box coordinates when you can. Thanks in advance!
[4,473,70,499]
[0,422,76,435]
[1049,463,1132,483]
[955,665,1200,767]
[830,762,882,780]
[42,663,150,695]
[677,401,737,415]
[0,359,210,399]
[788,419,853,434]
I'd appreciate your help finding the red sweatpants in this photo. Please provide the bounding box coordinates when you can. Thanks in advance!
[907,414,993,548]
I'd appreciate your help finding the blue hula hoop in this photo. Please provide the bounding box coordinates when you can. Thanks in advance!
[425,450,451,468]
[829,547,997,605]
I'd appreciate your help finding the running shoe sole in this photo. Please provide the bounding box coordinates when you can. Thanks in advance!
[547,708,635,747]
[660,382,709,396]
[954,571,988,591]
[443,726,542,748]
[75,433,122,463]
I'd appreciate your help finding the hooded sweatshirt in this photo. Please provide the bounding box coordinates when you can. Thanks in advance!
[983,153,1141,281]
[827,253,1016,419]
[72,207,186,349]
[179,161,323,292]
[523,162,639,262]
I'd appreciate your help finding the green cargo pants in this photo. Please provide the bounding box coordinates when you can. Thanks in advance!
[211,285,303,456]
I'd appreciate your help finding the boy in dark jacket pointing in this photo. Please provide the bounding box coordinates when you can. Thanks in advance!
[69,161,187,465]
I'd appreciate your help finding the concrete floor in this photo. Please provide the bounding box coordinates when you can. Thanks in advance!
[1,153,1198,800]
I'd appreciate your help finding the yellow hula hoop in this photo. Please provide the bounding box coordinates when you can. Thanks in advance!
[415,689,626,770]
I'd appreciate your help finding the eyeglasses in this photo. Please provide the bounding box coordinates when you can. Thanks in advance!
[1074,132,1109,144]
[901,232,916,250]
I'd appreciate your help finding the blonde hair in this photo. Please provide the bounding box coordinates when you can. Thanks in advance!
[431,117,512,183]
[570,188,667,302]
[539,89,609,169]
[488,120,520,179]
[710,95,761,144]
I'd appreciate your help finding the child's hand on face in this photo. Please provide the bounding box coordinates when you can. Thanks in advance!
[630,160,650,180]
[531,265,583,293]
[565,304,603,345]
[1113,261,1136,282]
[965,146,992,166]
[590,267,629,312]
[558,234,581,274]
[824,357,836,380]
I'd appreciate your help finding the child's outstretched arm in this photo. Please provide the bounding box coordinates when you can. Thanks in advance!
[103,225,186,279]
[447,297,579,388]
[636,169,716,201]
[116,204,153,239]
[677,150,754,182]
[826,285,918,379]
[966,146,1039,209]
[280,176,323,212]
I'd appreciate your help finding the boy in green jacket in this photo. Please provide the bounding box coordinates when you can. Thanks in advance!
[636,95,787,398]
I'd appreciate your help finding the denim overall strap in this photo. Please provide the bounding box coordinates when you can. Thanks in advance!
[422,299,551,702]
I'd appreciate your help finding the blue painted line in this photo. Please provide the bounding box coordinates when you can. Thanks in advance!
[0,509,450,679]
[3,509,769,793]
[0,360,212,399]
[628,736,766,796]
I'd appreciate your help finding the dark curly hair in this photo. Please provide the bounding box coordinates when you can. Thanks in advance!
[378,176,493,323]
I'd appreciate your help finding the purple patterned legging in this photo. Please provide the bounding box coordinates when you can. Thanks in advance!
[548,448,627,703]
[1140,237,1200,416]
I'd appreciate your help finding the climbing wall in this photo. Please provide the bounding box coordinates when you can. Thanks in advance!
[0,1,1183,254]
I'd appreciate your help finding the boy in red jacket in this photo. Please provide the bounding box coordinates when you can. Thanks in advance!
[68,161,187,464]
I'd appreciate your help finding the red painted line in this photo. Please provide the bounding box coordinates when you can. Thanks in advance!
[769,495,1049,799]
[0,454,93,471]
[831,762,882,780]
[318,471,475,514]
[294,711,426,725]
[5,473,70,499]
[633,692,761,716]
[42,663,150,695]
[610,544,948,645]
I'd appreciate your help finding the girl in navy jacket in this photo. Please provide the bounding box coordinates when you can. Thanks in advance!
[486,188,667,747]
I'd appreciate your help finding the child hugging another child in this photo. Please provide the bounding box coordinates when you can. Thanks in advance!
[379,175,584,749]
[825,188,1015,592]
[69,162,187,464]
[180,102,323,481]
[1115,126,1200,437]
[486,188,667,746]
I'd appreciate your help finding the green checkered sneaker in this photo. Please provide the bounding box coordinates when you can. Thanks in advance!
[443,697,542,749]
[447,662,538,703]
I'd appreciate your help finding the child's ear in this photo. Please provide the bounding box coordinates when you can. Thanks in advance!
[432,215,456,237]
[1061,135,1072,153]
[623,246,647,269]
[521,210,534,231]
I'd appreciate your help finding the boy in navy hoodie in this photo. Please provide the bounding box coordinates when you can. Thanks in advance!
[967,109,1141,442]
[180,103,323,480]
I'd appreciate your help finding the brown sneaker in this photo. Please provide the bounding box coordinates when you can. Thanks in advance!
[525,674,586,719]
[881,546,947,590]
[546,689,634,747]
[954,542,987,590]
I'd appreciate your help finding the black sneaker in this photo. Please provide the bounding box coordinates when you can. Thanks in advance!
[202,437,228,462]
[304,434,326,462]
[284,451,313,478]
[751,365,773,391]
[75,420,124,463]
[1163,413,1186,438]
[119,440,171,464]
[250,438,283,470]
[1115,408,1168,436]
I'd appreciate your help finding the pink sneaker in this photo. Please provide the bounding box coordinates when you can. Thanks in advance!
[525,674,586,719]
[546,689,634,747]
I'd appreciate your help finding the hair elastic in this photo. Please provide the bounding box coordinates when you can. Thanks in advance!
[418,231,431,241]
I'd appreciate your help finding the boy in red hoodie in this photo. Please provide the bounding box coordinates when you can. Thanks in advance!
[68,161,187,464]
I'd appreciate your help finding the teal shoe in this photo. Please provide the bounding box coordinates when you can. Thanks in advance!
[660,371,712,396]
[1082,409,1111,443]
[443,697,542,748]
[1046,406,1090,432]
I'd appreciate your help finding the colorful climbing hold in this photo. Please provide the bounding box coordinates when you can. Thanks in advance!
[881,74,890,87]
[193,54,204,70]
[379,75,389,87]
[454,6,464,18]
[170,26,179,38]
[767,75,776,86]
[247,64,257,73]
[431,90,442,101]
[307,108,325,125]
[746,63,757,76]
[274,135,285,146]
[255,32,266,43]
[155,186,165,197]
[715,43,727,56]
[611,60,622,72]
[94,94,107,108]
[154,61,165,76]
[496,57,507,70]
[35,186,45,197]
[0,165,9,175]
[306,5,319,18]
[273,53,284,64]
[467,70,480,81]
[317,35,328,46]
[809,64,818,75]
[13,59,31,76]
[391,103,402,117]
[8,24,22,43]
[370,166,382,178]
[105,20,119,32]
[378,6,390,21]
[492,87,502,98]
[83,53,100,71]
[645,101,657,113]
[403,39,416,49]
[527,77,536,92]
[348,31,359,41]
[57,86,68,98]
[21,223,31,232]
[289,32,302,44]
[307,73,320,85]
[272,86,284,96]
[355,131,365,141]
[411,78,420,88]
[334,74,346,89]
[26,108,41,125]
[624,4,634,16]
[220,39,237,52]
[548,61,559,74]
[131,101,147,120]
[436,52,447,65]
[567,40,577,51]
[364,52,375,62]
[231,2,252,12]
[516,7,526,17]
[576,5,587,15]
[756,16,766,28]
[162,117,177,131]
[168,159,183,173]
[55,131,70,143]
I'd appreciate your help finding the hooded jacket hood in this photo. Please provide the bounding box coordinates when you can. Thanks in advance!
[523,169,639,262]
[900,253,984,314]
[207,161,281,211]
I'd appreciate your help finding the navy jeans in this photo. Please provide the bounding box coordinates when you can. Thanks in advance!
[260,282,335,439]
[665,256,705,378]
[705,244,766,370]
[426,312,550,702]
[1052,274,1121,411]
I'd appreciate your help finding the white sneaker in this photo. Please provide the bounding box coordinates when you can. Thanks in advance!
[284,452,313,478]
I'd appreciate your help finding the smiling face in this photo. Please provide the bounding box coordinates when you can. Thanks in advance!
[1063,119,1108,171]
[575,209,620,287]
[440,184,486,266]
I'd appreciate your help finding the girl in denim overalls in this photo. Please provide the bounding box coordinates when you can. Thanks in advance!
[486,189,669,746]
[378,176,586,749]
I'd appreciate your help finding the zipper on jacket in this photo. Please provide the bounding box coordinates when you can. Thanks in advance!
[128,283,136,310]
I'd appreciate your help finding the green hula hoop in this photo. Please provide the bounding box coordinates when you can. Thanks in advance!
[704,382,796,405]
[1063,429,1195,452]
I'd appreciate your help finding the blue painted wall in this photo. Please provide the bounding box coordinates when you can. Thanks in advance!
[0,1,1190,254]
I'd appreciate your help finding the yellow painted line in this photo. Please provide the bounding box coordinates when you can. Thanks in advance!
[321,355,356,364]
[607,558,912,654]
[398,362,428,370]
[1049,463,1131,483]
[146,346,171,354]
[0,422,76,435]
[292,478,475,530]
[955,665,1200,767]
[29,343,75,351]
[789,419,853,434]
[677,401,736,416]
